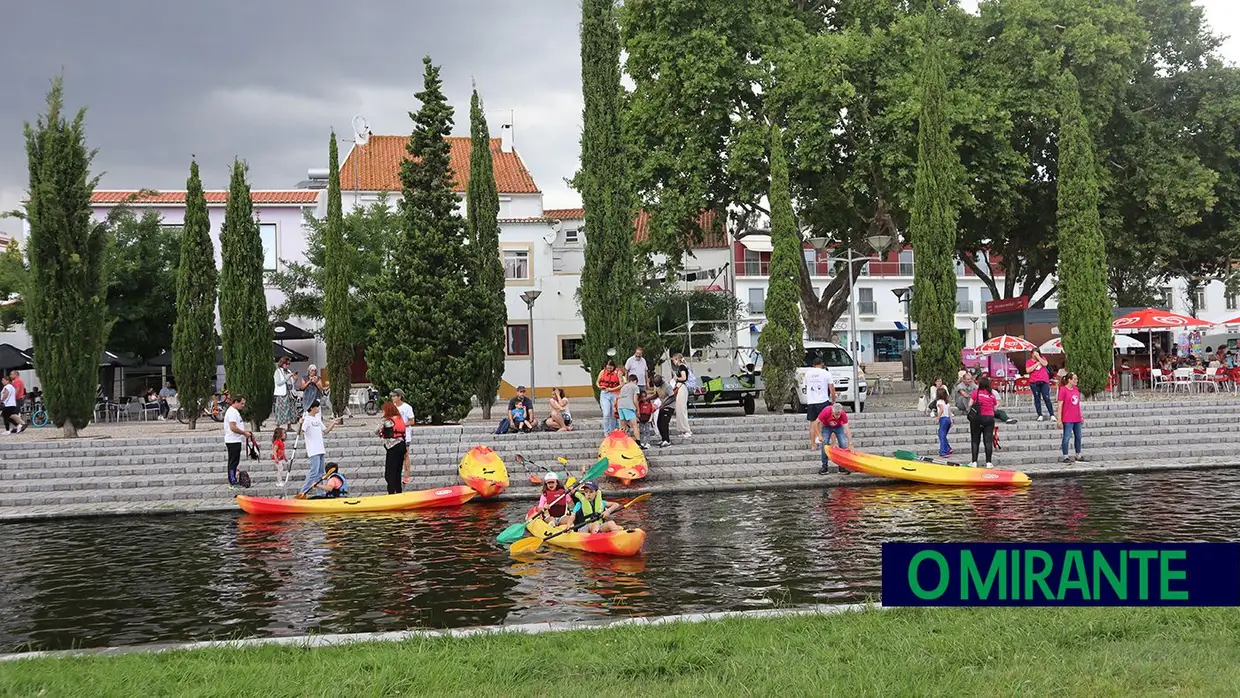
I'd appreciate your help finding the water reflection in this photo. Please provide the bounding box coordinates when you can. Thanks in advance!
[2,469,1239,651]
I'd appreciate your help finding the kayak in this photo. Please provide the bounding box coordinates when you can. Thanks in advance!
[458,445,510,497]
[827,447,1031,487]
[236,485,478,515]
[524,516,646,557]
[598,430,648,485]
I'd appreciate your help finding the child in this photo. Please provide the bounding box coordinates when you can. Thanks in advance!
[271,427,289,486]
[934,387,953,457]
[529,472,575,525]
[811,403,852,474]
[571,481,623,533]
[309,462,349,498]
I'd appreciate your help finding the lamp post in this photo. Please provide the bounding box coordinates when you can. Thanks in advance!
[520,290,541,399]
[893,287,914,385]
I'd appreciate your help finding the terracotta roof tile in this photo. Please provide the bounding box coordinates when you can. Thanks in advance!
[543,207,585,220]
[339,136,539,194]
[634,210,727,248]
[91,190,319,205]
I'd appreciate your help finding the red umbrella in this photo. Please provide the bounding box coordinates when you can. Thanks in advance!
[1220,315,1240,326]
[1111,308,1214,330]
[975,334,1037,355]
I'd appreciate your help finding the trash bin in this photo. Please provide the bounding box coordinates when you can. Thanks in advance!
[1120,372,1133,394]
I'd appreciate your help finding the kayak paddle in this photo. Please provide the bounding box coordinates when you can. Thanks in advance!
[510,492,650,557]
[495,458,609,545]
[893,449,962,467]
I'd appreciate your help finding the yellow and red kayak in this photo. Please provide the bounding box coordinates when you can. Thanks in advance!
[236,485,478,515]
[458,445,509,498]
[828,447,1031,487]
[598,430,648,485]
[525,517,646,557]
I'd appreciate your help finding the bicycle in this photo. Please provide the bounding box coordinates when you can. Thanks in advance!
[20,394,50,428]
[362,387,380,416]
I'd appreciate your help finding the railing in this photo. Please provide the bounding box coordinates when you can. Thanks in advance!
[899,262,915,276]
[857,301,877,314]
[741,261,770,277]
[957,300,974,314]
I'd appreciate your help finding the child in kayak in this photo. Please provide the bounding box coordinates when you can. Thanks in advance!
[811,403,852,474]
[529,472,574,525]
[571,481,623,533]
[308,462,349,498]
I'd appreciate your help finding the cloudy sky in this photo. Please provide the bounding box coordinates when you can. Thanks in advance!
[2,0,1238,239]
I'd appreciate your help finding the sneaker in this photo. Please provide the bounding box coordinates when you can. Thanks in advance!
[1036,415,1045,422]
[1005,418,1018,425]
[946,448,954,456]
[985,462,994,469]
[1062,456,1074,463]
[638,442,650,450]
[817,466,829,475]
[658,441,671,448]
[1075,454,1087,462]
[968,462,977,468]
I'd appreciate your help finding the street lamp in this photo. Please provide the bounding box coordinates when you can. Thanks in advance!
[893,286,914,384]
[520,290,541,399]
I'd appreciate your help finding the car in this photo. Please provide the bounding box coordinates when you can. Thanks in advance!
[792,342,868,413]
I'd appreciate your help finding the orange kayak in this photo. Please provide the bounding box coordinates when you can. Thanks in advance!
[458,445,510,497]
[525,517,646,557]
[236,485,478,515]
[828,447,1031,487]
[598,430,648,485]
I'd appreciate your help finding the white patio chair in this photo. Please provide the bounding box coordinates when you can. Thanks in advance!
[1172,368,1195,393]
[1150,368,1170,392]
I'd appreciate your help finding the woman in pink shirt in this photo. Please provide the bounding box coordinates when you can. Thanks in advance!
[1025,349,1054,422]
[1057,372,1085,463]
[966,375,999,468]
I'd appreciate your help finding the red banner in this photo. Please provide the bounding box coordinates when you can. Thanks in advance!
[985,296,1028,315]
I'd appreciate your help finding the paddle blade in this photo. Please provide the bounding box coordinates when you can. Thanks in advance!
[496,522,528,544]
[557,457,569,465]
[565,477,576,488]
[583,457,609,482]
[509,536,545,556]
[529,475,543,485]
[623,492,652,508]
[893,450,919,461]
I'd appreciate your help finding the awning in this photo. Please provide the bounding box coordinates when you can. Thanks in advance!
[0,344,32,371]
[146,343,309,367]
[22,345,136,367]
[272,321,315,341]
[736,233,773,253]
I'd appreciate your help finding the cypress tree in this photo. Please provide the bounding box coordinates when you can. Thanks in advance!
[219,160,273,427]
[757,124,804,411]
[21,77,109,437]
[577,0,639,384]
[323,131,352,416]
[1056,71,1113,395]
[365,56,475,423]
[909,5,962,391]
[466,87,507,419]
[172,160,218,429]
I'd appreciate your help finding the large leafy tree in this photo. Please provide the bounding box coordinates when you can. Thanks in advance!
[20,78,110,438]
[219,160,273,427]
[105,210,179,361]
[466,87,507,419]
[635,284,741,368]
[267,196,398,331]
[172,160,218,430]
[577,0,639,380]
[908,5,962,391]
[365,56,475,423]
[322,131,352,416]
[1056,71,1113,395]
[757,124,803,411]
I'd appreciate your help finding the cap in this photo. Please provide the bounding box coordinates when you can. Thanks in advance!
[391,389,405,398]
[582,480,599,490]
[544,471,559,481]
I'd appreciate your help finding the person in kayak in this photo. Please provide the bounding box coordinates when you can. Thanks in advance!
[571,481,623,533]
[528,472,573,524]
[308,462,349,498]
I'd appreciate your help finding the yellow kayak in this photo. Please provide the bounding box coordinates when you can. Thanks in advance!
[525,517,646,557]
[458,445,510,497]
[828,447,1031,487]
[236,485,478,514]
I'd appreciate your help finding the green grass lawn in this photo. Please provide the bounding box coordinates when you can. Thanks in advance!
[4,607,1239,697]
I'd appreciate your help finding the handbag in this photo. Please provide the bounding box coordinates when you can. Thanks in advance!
[967,401,981,421]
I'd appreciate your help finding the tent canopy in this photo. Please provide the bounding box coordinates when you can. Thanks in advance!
[272,321,315,341]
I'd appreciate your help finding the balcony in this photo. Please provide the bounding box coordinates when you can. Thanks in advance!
[748,301,766,315]
[957,300,974,314]
[857,301,877,315]
[899,263,915,276]
[741,261,770,277]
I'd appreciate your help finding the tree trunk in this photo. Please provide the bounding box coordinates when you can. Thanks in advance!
[480,400,493,420]
[63,422,78,438]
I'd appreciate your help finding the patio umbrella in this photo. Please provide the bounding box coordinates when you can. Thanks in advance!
[146,343,309,367]
[1111,308,1215,384]
[0,343,32,371]
[272,321,315,342]
[1220,315,1240,326]
[975,334,1037,356]
[1038,334,1145,355]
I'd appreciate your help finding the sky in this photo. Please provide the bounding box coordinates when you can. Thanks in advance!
[2,0,1239,240]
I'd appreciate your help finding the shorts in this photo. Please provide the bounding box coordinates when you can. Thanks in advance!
[806,402,830,421]
[618,408,637,421]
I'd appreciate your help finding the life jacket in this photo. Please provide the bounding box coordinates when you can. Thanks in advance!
[543,488,569,517]
[638,394,654,423]
[599,369,621,391]
[382,416,407,441]
[575,490,604,521]
[325,473,349,497]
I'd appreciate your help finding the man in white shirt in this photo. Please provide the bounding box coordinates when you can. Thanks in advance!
[223,395,251,488]
[391,389,415,472]
[296,399,342,499]
[625,347,650,389]
[801,356,837,445]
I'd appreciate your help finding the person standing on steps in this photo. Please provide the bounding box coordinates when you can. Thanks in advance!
[223,395,251,488]
[272,357,298,430]
[671,353,693,439]
[934,387,953,457]
[378,401,410,494]
[0,376,20,434]
[1058,372,1086,463]
[7,371,26,432]
[966,376,999,469]
[296,399,342,499]
[298,365,322,415]
[1026,349,1055,422]
[596,359,623,434]
[618,373,648,449]
[802,355,836,447]
[391,389,415,475]
[651,375,675,448]
[625,347,650,391]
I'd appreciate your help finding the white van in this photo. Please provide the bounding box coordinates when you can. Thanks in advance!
[794,341,868,413]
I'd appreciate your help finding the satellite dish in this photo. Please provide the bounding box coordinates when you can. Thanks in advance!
[351,115,372,146]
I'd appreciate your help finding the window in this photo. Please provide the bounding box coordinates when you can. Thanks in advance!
[1194,288,1207,312]
[559,336,583,363]
[1161,286,1174,308]
[161,223,184,236]
[743,248,768,276]
[259,223,278,272]
[748,287,765,314]
[898,249,914,276]
[506,324,530,356]
[563,228,579,244]
[981,287,994,307]
[1227,292,1238,311]
[504,248,530,281]
[857,287,876,314]
[803,249,816,270]
[956,287,972,314]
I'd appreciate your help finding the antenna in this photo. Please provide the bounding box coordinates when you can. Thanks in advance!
[351,115,372,146]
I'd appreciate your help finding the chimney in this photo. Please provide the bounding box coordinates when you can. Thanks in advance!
[500,122,513,153]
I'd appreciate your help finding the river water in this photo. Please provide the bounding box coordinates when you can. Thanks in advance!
[2,470,1237,652]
